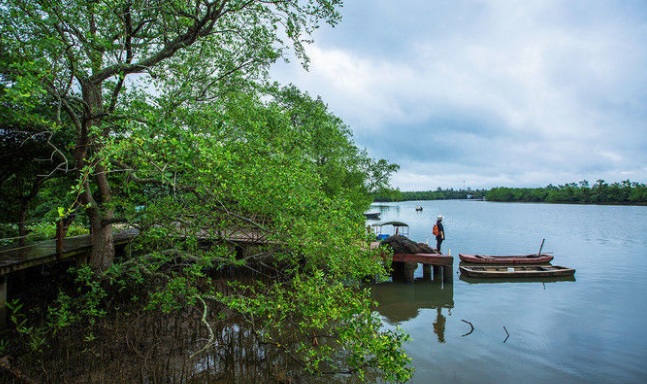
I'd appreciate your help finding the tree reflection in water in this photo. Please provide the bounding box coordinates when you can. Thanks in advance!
[371,278,454,327]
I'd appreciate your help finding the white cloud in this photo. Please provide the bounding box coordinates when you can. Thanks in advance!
[271,0,647,189]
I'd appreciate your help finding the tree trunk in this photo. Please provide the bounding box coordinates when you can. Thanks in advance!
[90,166,115,272]
[90,214,114,272]
[79,78,116,273]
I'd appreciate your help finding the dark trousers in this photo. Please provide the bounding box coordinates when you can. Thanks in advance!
[436,238,443,253]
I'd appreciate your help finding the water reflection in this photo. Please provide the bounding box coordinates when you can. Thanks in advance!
[459,274,576,284]
[374,204,400,214]
[371,279,453,324]
[432,307,446,343]
[369,200,647,383]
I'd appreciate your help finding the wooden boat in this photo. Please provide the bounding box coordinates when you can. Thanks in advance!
[459,265,575,278]
[459,253,553,264]
[459,274,576,284]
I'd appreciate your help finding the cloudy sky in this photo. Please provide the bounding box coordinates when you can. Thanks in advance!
[271,0,647,191]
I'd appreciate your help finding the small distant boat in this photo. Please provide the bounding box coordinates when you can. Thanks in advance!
[459,253,553,264]
[460,265,575,278]
[415,206,423,211]
[364,212,380,220]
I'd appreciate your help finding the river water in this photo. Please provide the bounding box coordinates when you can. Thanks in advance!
[369,200,647,384]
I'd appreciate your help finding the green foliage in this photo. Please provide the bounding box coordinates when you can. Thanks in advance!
[218,272,413,382]
[374,188,486,202]
[485,180,647,204]
[267,83,399,209]
[0,81,411,380]
[0,1,411,381]
[7,299,48,352]
[0,0,349,271]
[380,181,647,205]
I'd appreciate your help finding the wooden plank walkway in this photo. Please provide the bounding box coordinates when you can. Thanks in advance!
[0,229,139,276]
[0,226,274,327]
[0,226,279,277]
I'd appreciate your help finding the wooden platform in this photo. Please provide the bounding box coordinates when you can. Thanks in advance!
[370,242,453,266]
[392,252,453,265]
[370,242,454,283]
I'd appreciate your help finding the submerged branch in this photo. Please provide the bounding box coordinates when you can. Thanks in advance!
[461,319,474,337]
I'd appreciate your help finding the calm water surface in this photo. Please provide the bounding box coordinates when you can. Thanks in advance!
[370,200,647,384]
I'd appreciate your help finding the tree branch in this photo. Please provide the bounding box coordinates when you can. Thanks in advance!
[90,1,230,84]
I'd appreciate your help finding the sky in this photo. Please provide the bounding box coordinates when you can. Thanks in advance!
[271,0,647,191]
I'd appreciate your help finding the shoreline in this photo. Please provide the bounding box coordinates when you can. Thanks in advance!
[373,198,647,207]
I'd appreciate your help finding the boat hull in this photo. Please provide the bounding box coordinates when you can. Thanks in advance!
[459,253,554,264]
[459,265,575,278]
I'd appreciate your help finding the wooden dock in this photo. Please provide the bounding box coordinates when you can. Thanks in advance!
[392,252,453,266]
[371,242,454,283]
[391,252,454,283]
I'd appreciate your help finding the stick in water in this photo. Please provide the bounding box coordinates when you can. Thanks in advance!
[537,238,545,256]
[461,319,474,337]
[503,326,510,343]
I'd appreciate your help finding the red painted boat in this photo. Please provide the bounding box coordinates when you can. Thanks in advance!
[459,265,575,278]
[459,253,554,264]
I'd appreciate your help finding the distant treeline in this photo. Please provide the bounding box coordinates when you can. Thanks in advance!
[373,180,647,205]
[373,188,487,202]
[485,180,647,204]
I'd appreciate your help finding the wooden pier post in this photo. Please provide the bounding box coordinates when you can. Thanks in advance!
[391,261,404,276]
[388,252,454,284]
[442,265,453,282]
[403,262,417,283]
[422,264,432,280]
[433,265,442,280]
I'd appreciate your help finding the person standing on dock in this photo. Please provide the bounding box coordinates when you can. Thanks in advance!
[433,215,445,253]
